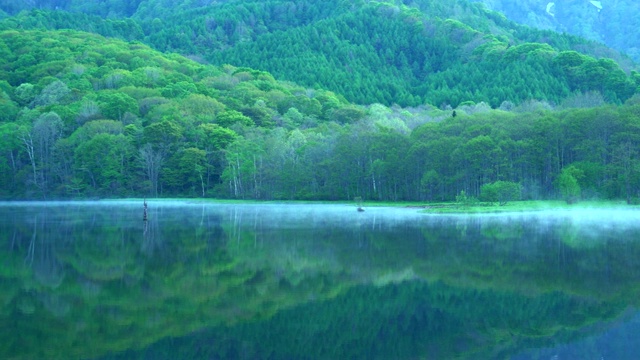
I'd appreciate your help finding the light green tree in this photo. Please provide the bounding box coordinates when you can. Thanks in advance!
[75,133,132,195]
[480,181,522,206]
[216,110,254,127]
[557,166,583,204]
[97,91,139,120]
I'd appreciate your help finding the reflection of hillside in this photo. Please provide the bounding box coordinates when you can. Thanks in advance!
[0,203,357,359]
[1,203,640,359]
[181,207,640,358]
[227,209,640,303]
[409,215,640,302]
[104,281,624,360]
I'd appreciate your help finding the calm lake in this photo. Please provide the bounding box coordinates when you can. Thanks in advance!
[2,201,640,359]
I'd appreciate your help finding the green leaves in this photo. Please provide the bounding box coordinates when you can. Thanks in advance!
[161,81,197,98]
[216,110,254,128]
[75,133,133,194]
[480,181,522,205]
[556,166,584,204]
[0,90,18,122]
[162,147,207,196]
[97,90,139,120]
[2,1,638,108]
[143,120,182,148]
[197,123,237,150]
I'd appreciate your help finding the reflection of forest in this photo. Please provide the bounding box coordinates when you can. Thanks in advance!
[1,203,640,359]
[106,281,625,359]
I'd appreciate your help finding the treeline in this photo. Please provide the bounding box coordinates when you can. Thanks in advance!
[213,100,640,203]
[1,29,639,202]
[1,1,638,107]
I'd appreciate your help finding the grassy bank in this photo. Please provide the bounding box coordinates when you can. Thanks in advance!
[410,200,638,214]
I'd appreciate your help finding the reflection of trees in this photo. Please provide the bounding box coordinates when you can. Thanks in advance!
[117,280,623,360]
[18,213,66,290]
[0,203,237,359]
[6,211,66,287]
[3,204,640,359]
[350,213,638,313]
[142,208,163,258]
[216,210,640,358]
[221,208,640,303]
[32,234,65,290]
[23,215,36,266]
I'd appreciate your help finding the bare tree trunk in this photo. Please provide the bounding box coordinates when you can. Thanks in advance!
[140,144,164,198]
[19,132,39,192]
[253,154,259,199]
[235,156,242,197]
[200,173,205,197]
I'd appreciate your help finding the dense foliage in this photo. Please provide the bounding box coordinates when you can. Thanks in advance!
[1,0,638,107]
[1,29,640,202]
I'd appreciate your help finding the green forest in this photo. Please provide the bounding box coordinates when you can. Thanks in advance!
[6,0,639,65]
[1,0,640,202]
[1,0,637,107]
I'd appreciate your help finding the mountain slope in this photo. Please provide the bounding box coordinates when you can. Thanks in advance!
[210,2,638,107]
[1,0,638,107]
[0,28,359,198]
[470,0,640,62]
[2,28,640,202]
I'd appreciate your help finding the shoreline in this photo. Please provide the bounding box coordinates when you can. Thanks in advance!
[1,199,638,214]
[411,200,640,214]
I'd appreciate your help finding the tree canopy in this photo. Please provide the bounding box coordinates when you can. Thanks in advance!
[1,0,637,107]
[0,15,639,202]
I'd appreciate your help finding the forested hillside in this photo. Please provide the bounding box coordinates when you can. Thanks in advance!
[6,0,638,65]
[1,1,640,201]
[1,29,640,202]
[470,0,640,62]
[1,0,638,107]
[208,2,637,107]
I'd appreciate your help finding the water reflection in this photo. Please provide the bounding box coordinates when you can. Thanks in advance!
[1,202,640,359]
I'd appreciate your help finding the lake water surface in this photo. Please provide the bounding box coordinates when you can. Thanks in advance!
[2,201,640,359]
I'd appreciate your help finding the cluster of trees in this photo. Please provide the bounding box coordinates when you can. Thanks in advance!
[0,29,357,199]
[1,29,640,202]
[1,0,638,107]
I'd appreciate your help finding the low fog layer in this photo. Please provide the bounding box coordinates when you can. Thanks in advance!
[2,200,638,234]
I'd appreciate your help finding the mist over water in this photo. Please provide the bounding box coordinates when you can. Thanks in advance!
[1,201,640,359]
[3,199,637,229]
